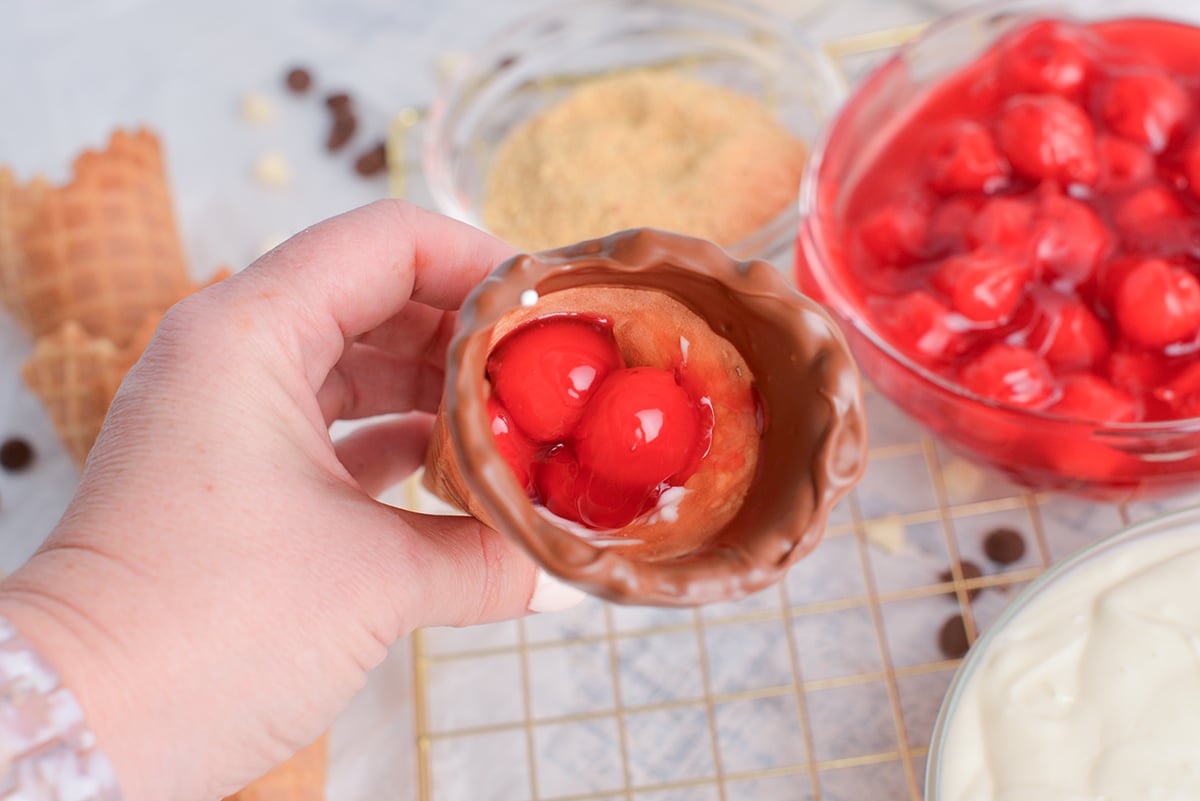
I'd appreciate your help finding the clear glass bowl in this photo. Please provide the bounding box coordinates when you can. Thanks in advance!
[795,0,1200,500]
[924,504,1200,801]
[424,0,846,262]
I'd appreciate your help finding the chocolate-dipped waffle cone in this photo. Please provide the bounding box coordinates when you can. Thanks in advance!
[424,228,867,606]
[226,733,328,801]
[0,128,192,345]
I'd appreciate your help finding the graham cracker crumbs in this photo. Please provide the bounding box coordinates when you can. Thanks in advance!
[483,70,807,252]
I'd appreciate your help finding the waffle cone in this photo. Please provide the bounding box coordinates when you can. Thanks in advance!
[0,169,49,329]
[1,129,192,345]
[423,399,494,523]
[226,733,329,801]
[20,266,227,467]
[21,321,127,465]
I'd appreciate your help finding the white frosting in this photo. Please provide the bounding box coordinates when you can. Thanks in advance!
[939,527,1200,801]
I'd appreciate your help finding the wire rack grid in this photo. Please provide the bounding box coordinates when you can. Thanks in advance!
[388,23,1200,801]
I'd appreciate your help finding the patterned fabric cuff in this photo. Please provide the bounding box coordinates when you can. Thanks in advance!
[0,616,122,800]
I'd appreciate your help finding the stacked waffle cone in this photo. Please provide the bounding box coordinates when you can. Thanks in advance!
[0,128,222,464]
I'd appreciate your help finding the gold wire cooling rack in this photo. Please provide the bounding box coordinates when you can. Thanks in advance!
[388,22,1200,801]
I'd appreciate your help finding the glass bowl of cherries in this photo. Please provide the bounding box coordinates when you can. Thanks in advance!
[797,0,1200,499]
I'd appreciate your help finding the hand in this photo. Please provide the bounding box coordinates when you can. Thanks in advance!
[0,201,580,801]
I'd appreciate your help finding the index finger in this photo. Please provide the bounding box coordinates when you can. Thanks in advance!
[238,200,514,382]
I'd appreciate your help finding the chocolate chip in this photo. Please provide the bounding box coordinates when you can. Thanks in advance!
[984,527,1027,565]
[0,438,34,472]
[496,55,518,71]
[938,559,983,600]
[286,67,312,93]
[938,614,971,659]
[354,141,388,177]
[326,112,357,152]
[325,92,352,111]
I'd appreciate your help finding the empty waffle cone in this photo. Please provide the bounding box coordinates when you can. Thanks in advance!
[20,268,227,467]
[226,734,329,801]
[21,321,127,465]
[0,128,192,345]
[0,169,49,328]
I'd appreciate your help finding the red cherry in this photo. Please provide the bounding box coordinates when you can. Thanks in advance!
[928,196,982,255]
[931,249,1030,324]
[535,446,650,530]
[1108,344,1172,397]
[960,344,1057,407]
[997,20,1090,99]
[1112,184,1193,257]
[1113,258,1200,348]
[487,397,537,494]
[1099,70,1190,153]
[994,94,1098,186]
[1049,374,1138,423]
[1182,135,1200,201]
[536,445,584,522]
[967,196,1035,252]
[1113,184,1188,239]
[872,291,964,364]
[1022,295,1110,371]
[857,195,931,267]
[574,368,701,490]
[487,315,623,443]
[1156,362,1200,418]
[1095,254,1143,310]
[925,121,1010,195]
[1030,192,1111,288]
[1096,135,1155,194]
[577,476,657,530]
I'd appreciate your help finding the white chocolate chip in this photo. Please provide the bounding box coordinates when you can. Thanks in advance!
[865,516,907,555]
[240,92,277,125]
[253,152,291,188]
[942,456,987,501]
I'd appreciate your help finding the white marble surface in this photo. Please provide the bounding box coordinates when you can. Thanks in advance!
[4,2,1200,801]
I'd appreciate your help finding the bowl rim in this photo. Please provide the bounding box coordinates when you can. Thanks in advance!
[422,0,848,262]
[796,0,1200,434]
[923,502,1200,801]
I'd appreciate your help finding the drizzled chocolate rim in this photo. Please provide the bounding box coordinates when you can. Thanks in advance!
[444,228,867,606]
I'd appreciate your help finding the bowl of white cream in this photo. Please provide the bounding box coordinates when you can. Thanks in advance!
[926,505,1200,801]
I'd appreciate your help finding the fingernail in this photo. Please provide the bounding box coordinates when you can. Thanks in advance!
[528,569,587,613]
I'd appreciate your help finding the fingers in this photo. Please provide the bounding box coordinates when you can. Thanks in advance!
[237,200,514,389]
[334,415,435,497]
[399,513,545,629]
[318,343,444,423]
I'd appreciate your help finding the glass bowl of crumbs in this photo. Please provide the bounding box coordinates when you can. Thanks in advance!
[424,0,847,261]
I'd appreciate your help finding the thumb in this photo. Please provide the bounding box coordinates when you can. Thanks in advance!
[395,511,586,629]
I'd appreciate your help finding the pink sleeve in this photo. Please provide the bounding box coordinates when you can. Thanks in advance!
[0,617,122,800]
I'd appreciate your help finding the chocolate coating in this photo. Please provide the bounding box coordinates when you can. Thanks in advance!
[427,228,867,606]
